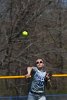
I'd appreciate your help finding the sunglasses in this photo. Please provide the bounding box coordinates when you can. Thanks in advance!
[36,61,43,64]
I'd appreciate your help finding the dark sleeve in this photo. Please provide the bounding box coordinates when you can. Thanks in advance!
[27,68,36,92]
[32,67,38,72]
[31,68,36,77]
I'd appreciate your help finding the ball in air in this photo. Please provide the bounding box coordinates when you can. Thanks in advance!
[22,31,28,37]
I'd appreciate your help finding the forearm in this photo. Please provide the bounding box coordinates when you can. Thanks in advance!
[47,79,52,87]
[27,67,33,75]
[45,73,52,88]
[25,67,33,78]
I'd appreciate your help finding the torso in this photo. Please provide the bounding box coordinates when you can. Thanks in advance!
[30,67,46,93]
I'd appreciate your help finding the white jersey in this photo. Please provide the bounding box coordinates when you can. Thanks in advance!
[30,67,46,93]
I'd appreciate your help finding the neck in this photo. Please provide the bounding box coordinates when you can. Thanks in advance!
[38,67,43,70]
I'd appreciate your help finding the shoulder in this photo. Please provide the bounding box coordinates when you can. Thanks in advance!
[43,71,47,77]
[32,66,38,71]
[41,68,47,74]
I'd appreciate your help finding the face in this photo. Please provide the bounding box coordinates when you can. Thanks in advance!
[36,59,44,69]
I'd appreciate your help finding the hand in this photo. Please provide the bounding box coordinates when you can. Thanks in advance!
[25,74,31,78]
[46,73,50,79]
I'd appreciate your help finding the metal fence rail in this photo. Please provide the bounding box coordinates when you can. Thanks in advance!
[0,74,67,79]
[0,94,67,100]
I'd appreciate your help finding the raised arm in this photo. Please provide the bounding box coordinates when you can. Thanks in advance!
[26,67,33,78]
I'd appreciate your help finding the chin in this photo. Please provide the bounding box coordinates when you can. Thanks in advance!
[38,67,43,69]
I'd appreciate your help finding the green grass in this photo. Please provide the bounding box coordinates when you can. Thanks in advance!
[46,89,67,94]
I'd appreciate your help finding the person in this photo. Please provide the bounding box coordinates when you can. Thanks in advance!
[26,58,51,100]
